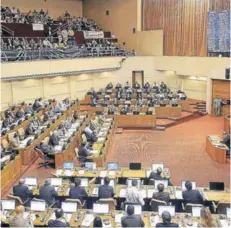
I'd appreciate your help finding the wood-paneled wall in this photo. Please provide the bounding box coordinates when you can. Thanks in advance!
[212,79,230,116]
[142,0,230,56]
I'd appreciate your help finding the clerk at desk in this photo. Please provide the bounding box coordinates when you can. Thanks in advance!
[98,177,114,199]
[78,142,92,163]
[13,179,32,206]
[182,181,204,205]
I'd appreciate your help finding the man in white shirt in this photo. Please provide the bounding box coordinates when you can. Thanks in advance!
[126,179,144,206]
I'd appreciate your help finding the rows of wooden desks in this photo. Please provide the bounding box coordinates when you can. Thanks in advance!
[2,209,224,227]
[206,135,229,164]
[0,103,78,195]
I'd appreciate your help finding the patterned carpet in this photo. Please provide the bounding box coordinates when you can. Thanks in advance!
[107,115,230,187]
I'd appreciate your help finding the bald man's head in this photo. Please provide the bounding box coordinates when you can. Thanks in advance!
[15,205,25,215]
[19,179,25,185]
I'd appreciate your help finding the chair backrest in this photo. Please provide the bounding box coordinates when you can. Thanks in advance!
[7,195,22,207]
[185,203,203,213]
[8,132,16,142]
[217,201,231,214]
[65,198,83,209]
[98,198,116,211]
[150,199,167,212]
[2,139,10,150]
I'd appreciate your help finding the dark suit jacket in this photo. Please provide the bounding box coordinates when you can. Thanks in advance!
[152,192,170,204]
[13,184,31,203]
[156,222,179,227]
[121,215,145,227]
[149,172,165,180]
[48,219,70,227]
[78,146,90,161]
[39,185,58,206]
[69,186,88,202]
[182,189,204,204]
[15,110,24,118]
[98,185,114,198]
[49,135,59,146]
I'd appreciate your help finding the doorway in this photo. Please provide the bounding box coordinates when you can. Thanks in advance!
[132,71,144,87]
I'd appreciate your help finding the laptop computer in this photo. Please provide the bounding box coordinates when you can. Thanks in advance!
[209,182,225,191]
[129,163,141,170]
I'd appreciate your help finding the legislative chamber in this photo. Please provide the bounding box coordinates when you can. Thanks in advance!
[0,0,230,227]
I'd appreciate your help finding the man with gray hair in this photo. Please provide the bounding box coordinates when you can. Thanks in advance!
[13,179,32,206]
[39,179,58,207]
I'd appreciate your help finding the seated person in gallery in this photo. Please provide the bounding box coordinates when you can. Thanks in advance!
[178,91,187,100]
[116,82,122,89]
[57,124,67,137]
[152,183,170,205]
[125,92,132,100]
[15,108,25,119]
[143,81,150,89]
[137,98,143,107]
[108,105,117,114]
[38,142,55,158]
[54,102,66,114]
[121,205,145,228]
[73,110,78,120]
[152,82,159,89]
[147,99,154,107]
[113,98,119,106]
[102,97,108,106]
[160,81,167,89]
[116,87,123,100]
[25,122,36,137]
[156,211,179,227]
[170,97,178,106]
[182,181,204,205]
[106,82,113,89]
[33,98,44,112]
[2,116,13,129]
[63,117,73,130]
[121,105,130,114]
[25,103,34,115]
[168,92,173,100]
[133,81,141,89]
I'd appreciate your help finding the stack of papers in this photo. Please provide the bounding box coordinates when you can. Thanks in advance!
[220,220,230,228]
[81,214,95,226]
[175,190,183,199]
[100,171,107,177]
[108,171,115,176]
[56,169,63,176]
[78,170,85,175]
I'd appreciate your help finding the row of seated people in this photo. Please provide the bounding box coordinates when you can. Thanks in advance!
[1,6,100,31]
[35,111,84,165]
[3,202,212,227]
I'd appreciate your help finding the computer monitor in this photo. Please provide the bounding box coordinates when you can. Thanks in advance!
[1,200,15,210]
[24,177,37,186]
[129,163,141,170]
[61,202,77,213]
[50,178,62,186]
[152,163,164,172]
[127,178,141,188]
[93,203,109,214]
[154,180,168,189]
[227,208,231,219]
[192,206,202,217]
[181,181,196,191]
[209,182,225,191]
[158,206,175,216]
[125,204,142,215]
[85,162,96,170]
[100,179,115,188]
[30,200,46,211]
[80,178,89,187]
[107,162,119,170]
[63,162,74,169]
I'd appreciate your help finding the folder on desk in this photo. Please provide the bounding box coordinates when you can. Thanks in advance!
[175,190,183,199]
[115,214,124,224]
[81,214,95,227]
[119,189,126,197]
[90,150,98,155]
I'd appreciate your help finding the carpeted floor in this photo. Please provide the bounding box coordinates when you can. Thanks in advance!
[106,115,230,187]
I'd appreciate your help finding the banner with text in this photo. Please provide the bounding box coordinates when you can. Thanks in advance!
[83,31,104,39]
[32,24,44,31]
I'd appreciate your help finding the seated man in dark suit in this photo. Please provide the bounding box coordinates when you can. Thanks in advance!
[149,167,173,186]
[48,208,70,227]
[39,179,58,207]
[15,108,24,119]
[78,142,92,163]
[152,183,170,205]
[121,205,144,227]
[98,177,114,199]
[49,131,60,147]
[24,122,35,137]
[156,211,178,227]
[39,142,55,159]
[69,178,88,203]
[13,179,32,206]
[182,181,204,204]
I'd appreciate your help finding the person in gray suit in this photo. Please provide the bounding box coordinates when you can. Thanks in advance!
[39,179,58,207]
[9,205,34,227]
[152,183,170,204]
[121,205,144,227]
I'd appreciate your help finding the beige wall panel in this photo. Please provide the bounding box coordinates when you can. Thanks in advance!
[1,82,13,110]
[11,79,43,104]
[1,0,82,18]
[137,30,163,56]
[83,0,137,51]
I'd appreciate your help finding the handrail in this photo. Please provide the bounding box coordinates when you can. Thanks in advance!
[51,22,69,36]
[1,24,14,36]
